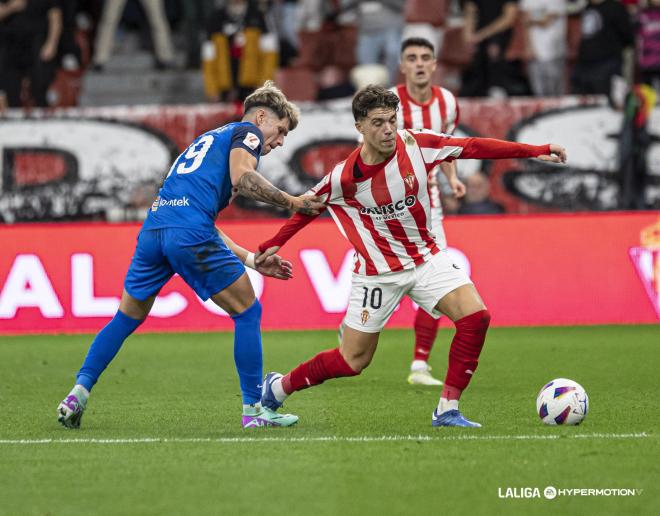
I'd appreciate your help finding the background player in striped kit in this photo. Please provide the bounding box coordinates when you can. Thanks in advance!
[258,85,566,427]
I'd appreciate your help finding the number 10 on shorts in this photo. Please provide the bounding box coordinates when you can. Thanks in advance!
[362,287,382,309]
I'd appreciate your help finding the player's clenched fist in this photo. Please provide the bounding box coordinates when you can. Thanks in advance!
[538,144,567,164]
[292,195,325,216]
[255,245,281,267]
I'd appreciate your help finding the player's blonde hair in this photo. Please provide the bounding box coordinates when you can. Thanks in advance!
[243,81,300,130]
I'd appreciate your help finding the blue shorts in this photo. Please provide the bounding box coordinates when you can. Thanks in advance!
[124,227,245,301]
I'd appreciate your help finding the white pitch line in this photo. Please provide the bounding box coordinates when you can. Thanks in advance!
[0,432,650,445]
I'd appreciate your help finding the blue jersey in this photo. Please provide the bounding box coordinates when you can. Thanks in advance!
[143,122,264,231]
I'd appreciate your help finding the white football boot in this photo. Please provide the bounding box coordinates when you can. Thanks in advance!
[407,362,443,386]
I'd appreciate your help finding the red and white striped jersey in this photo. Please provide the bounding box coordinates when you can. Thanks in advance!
[260,132,549,276]
[310,130,469,275]
[391,84,459,134]
[391,84,459,210]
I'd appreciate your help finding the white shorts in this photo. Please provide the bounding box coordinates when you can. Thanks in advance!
[344,250,472,333]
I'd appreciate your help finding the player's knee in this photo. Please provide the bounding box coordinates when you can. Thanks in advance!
[222,295,259,316]
[349,361,367,374]
[248,298,262,319]
[231,298,261,322]
[476,309,491,331]
[457,309,491,331]
[118,293,153,321]
[341,351,372,374]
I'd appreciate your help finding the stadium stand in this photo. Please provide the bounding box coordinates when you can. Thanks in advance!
[275,67,319,102]
[404,0,449,26]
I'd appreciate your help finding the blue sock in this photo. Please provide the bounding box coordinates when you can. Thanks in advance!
[76,310,142,391]
[231,299,263,405]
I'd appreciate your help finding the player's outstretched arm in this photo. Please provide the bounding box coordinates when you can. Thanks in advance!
[217,228,292,280]
[255,212,319,266]
[456,138,567,162]
[229,148,324,215]
[255,170,334,266]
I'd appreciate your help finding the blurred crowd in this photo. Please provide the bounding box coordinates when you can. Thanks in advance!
[0,0,659,108]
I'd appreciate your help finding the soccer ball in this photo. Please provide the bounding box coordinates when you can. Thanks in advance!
[536,378,589,425]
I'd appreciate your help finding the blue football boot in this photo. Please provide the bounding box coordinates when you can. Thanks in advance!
[432,409,482,428]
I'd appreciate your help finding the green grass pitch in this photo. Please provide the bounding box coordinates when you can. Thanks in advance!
[0,325,658,516]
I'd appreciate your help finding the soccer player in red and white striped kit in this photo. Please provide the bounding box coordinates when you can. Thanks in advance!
[257,85,566,427]
[340,36,463,386]
[395,36,464,385]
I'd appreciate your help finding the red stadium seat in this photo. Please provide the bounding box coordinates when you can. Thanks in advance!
[404,0,448,27]
[295,31,327,70]
[439,26,473,67]
[332,25,358,70]
[275,68,319,101]
[295,28,357,71]
[47,69,83,107]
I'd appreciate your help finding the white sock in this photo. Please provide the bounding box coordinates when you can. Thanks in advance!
[272,377,288,403]
[72,384,90,403]
[437,397,459,414]
[243,402,262,414]
[410,360,428,372]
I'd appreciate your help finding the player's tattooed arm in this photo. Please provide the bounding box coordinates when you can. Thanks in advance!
[230,148,325,215]
[235,170,289,209]
[235,171,324,216]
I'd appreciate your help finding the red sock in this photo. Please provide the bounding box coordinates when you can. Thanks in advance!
[441,384,463,401]
[281,347,358,394]
[413,309,440,362]
[443,310,491,394]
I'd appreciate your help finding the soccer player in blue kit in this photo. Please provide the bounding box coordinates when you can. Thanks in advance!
[57,82,324,429]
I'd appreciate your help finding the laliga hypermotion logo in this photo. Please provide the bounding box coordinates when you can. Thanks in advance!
[629,218,660,317]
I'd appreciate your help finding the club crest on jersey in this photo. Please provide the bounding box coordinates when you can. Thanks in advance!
[404,132,416,146]
[404,172,415,190]
[361,310,370,325]
[629,218,660,318]
[243,132,261,150]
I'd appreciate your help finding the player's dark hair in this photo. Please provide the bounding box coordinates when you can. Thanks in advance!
[351,85,399,121]
[244,80,300,130]
[400,37,435,55]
